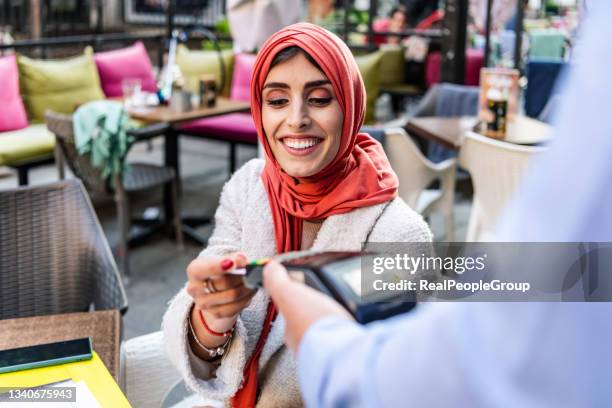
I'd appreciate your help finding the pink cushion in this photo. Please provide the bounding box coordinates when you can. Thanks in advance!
[465,48,485,86]
[425,49,485,88]
[181,54,258,143]
[372,19,391,45]
[230,53,257,102]
[0,55,28,132]
[425,51,442,88]
[180,113,257,144]
[94,41,157,97]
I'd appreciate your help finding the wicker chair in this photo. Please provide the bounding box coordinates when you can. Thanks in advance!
[385,128,457,241]
[0,179,128,319]
[44,111,183,277]
[459,131,547,241]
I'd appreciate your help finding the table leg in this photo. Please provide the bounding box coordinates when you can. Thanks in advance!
[164,128,179,224]
[163,127,211,246]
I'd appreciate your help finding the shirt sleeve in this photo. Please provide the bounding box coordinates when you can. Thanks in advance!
[298,3,612,407]
[297,306,467,408]
[297,302,612,408]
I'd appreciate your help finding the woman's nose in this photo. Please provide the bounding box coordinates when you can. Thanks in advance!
[286,101,311,129]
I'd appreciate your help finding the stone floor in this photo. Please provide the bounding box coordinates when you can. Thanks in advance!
[0,135,471,340]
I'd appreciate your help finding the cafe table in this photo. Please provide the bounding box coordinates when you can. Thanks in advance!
[405,115,553,151]
[125,97,251,244]
[0,310,121,380]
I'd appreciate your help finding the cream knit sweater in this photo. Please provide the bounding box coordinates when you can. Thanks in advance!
[162,159,433,407]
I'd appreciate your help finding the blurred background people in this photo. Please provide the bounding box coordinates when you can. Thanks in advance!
[402,0,440,26]
[373,5,409,44]
[227,0,302,52]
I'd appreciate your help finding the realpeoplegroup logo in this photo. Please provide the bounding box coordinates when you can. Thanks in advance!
[359,242,612,302]
[371,276,531,294]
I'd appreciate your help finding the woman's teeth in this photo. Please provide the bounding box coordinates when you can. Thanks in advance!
[283,138,321,149]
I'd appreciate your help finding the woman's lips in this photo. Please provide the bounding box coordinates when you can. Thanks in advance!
[280,137,323,157]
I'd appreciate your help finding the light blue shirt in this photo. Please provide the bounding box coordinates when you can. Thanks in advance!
[297,2,612,406]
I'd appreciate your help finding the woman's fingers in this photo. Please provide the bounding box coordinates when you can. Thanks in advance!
[194,274,244,293]
[204,293,256,319]
[186,274,254,301]
[233,252,248,268]
[186,252,248,281]
[192,285,255,310]
[186,252,256,321]
[186,257,224,281]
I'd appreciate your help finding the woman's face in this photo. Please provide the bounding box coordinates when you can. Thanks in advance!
[261,52,343,179]
[390,11,407,30]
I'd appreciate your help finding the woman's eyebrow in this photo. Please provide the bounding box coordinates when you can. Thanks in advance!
[263,82,289,90]
[262,79,331,90]
[304,79,331,89]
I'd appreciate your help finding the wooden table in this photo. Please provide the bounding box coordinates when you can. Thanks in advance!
[0,310,121,380]
[405,116,553,151]
[126,97,250,126]
[125,97,251,244]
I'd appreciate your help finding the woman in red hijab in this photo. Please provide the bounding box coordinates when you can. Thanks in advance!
[162,23,432,407]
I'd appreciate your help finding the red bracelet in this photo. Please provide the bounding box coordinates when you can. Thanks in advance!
[198,310,234,337]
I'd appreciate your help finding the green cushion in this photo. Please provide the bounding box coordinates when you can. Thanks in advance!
[18,48,104,123]
[529,30,566,59]
[0,124,55,166]
[378,45,406,87]
[355,51,384,124]
[176,44,235,97]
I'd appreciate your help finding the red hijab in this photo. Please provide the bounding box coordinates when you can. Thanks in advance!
[252,22,399,253]
[232,23,398,407]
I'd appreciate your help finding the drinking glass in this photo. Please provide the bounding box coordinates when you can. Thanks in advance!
[122,78,142,108]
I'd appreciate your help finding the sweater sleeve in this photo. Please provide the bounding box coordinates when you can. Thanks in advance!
[162,159,266,402]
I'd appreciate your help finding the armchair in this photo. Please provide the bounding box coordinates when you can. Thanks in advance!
[0,179,128,319]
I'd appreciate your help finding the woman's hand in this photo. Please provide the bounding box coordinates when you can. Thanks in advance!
[186,252,256,355]
[263,261,352,354]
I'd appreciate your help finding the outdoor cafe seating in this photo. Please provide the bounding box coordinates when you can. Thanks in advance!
[0,0,577,405]
[45,110,183,277]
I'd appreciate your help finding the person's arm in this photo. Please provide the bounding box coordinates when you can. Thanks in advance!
[186,253,254,361]
[263,260,461,407]
[161,161,262,399]
[264,261,601,407]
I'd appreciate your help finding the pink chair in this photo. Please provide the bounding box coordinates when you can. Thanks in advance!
[180,53,258,174]
[425,49,485,88]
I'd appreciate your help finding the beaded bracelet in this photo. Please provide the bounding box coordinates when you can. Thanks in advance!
[187,312,233,358]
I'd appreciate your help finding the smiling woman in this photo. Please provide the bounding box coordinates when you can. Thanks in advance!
[262,48,343,178]
[162,22,434,407]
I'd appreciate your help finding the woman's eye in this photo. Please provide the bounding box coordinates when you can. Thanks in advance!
[309,97,332,106]
[266,98,288,107]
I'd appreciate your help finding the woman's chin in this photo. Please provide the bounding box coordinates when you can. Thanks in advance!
[282,163,322,179]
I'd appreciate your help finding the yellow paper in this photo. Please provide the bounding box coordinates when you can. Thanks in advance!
[0,352,131,407]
